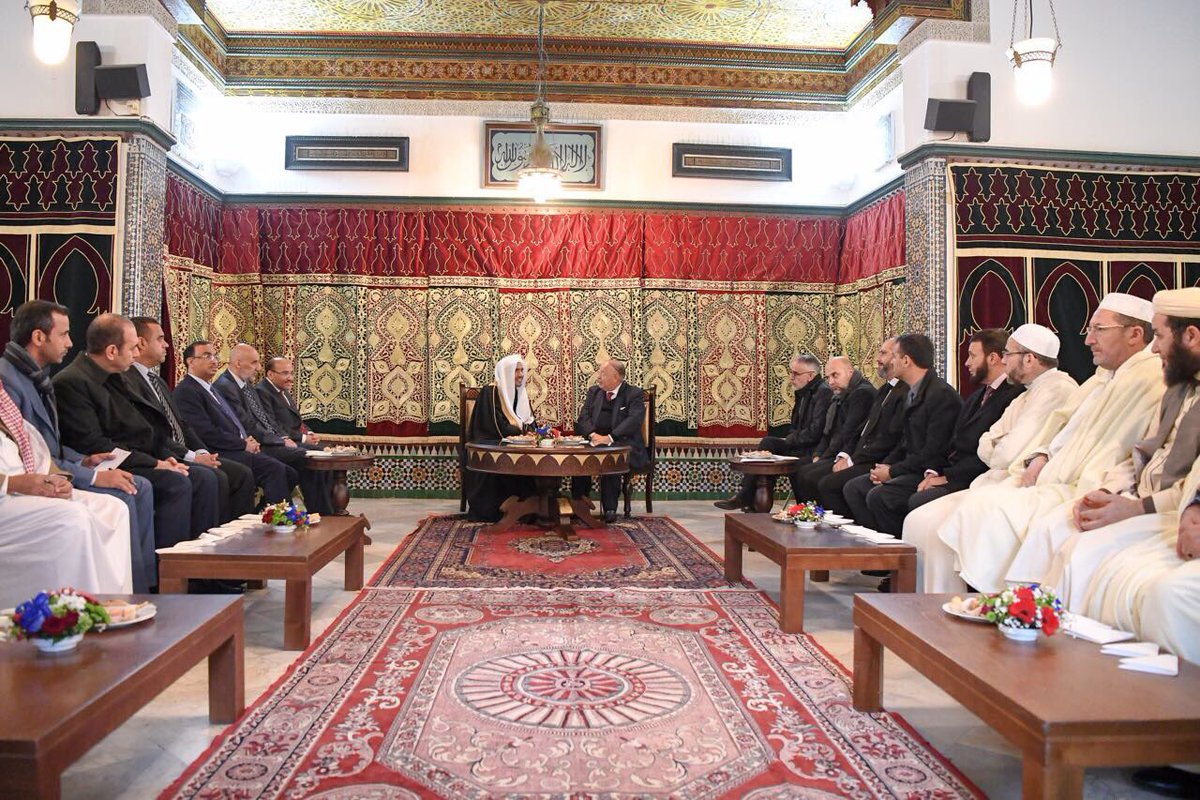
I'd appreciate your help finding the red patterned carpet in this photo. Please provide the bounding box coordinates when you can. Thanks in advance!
[370,515,732,589]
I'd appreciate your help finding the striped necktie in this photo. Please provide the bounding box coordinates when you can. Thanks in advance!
[148,372,186,445]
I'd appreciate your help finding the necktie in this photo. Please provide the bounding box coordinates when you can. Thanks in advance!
[606,390,615,402]
[209,385,248,438]
[0,386,36,474]
[241,384,279,435]
[982,385,996,405]
[148,373,186,445]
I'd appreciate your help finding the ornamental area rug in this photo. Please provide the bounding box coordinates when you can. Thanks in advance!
[162,588,981,800]
[370,515,731,589]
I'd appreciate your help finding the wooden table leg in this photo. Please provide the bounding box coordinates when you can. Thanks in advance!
[753,476,774,513]
[329,469,351,515]
[724,530,744,582]
[568,495,603,530]
[284,579,313,650]
[892,554,917,593]
[482,494,540,534]
[853,624,883,711]
[159,576,187,594]
[1022,753,1083,800]
[344,532,365,591]
[779,558,805,633]
[208,625,244,724]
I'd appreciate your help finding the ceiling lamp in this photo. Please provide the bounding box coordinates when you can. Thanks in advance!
[27,0,79,66]
[516,1,562,204]
[1006,0,1062,106]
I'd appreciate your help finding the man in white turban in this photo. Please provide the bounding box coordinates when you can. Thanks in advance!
[931,293,1164,593]
[902,323,1077,592]
[1009,288,1200,608]
[463,354,537,522]
[0,384,133,606]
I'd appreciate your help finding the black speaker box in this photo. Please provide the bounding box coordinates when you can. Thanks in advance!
[75,41,102,115]
[95,64,151,100]
[924,98,977,133]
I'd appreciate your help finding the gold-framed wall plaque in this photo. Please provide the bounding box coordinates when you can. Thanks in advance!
[483,122,602,190]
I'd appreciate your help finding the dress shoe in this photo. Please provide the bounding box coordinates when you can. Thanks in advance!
[1131,766,1200,798]
[876,576,892,593]
[603,509,618,524]
[861,569,890,578]
[713,496,745,510]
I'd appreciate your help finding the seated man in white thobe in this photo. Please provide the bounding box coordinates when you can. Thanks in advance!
[1009,287,1200,608]
[0,385,133,607]
[902,324,1076,592]
[931,293,1164,593]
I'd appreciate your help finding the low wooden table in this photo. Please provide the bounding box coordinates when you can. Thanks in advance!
[727,456,797,513]
[466,442,629,540]
[158,515,370,650]
[724,513,916,633]
[0,594,244,800]
[853,593,1200,799]
[304,452,376,515]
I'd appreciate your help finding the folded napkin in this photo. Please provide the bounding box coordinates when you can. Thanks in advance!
[1062,615,1135,644]
[1101,641,1160,658]
[1119,654,1179,676]
[238,513,264,521]
[155,540,212,554]
[842,524,899,544]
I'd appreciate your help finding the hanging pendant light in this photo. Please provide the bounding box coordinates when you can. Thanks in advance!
[27,0,78,66]
[516,1,562,204]
[1006,0,1062,106]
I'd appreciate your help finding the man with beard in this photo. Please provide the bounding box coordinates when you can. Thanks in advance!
[933,293,1164,594]
[715,353,830,511]
[902,323,1077,593]
[1009,287,1200,611]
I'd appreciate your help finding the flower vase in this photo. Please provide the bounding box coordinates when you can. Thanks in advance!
[272,524,298,533]
[538,438,555,448]
[999,625,1039,643]
[32,632,83,654]
[794,520,819,529]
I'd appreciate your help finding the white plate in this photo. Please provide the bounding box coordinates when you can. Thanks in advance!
[99,603,157,630]
[306,451,339,458]
[942,601,991,624]
[823,514,851,524]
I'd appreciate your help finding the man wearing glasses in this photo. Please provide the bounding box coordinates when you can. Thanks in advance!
[934,293,1165,595]
[902,323,1076,593]
[715,354,831,511]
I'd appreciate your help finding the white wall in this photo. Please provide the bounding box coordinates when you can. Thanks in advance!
[0,3,175,132]
[901,0,1200,157]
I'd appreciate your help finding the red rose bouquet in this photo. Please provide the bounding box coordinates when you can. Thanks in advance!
[982,584,1061,637]
[262,500,311,528]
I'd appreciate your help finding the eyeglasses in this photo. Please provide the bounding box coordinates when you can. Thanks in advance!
[789,370,815,378]
[189,352,217,361]
[1001,349,1031,358]
[1085,323,1131,335]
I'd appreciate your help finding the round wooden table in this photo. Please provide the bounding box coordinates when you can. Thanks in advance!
[304,452,376,515]
[466,442,630,539]
[727,456,798,513]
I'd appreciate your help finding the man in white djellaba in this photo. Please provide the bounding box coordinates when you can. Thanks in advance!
[0,383,133,606]
[932,293,1164,593]
[901,323,1077,592]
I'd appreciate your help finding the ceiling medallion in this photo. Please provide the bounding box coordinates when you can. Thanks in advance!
[313,0,427,22]
[489,0,601,24]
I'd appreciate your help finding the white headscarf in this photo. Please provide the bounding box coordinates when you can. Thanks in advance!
[494,354,533,427]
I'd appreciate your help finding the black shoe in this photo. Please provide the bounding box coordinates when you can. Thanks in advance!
[603,509,618,524]
[713,496,744,510]
[877,577,892,593]
[188,579,246,595]
[861,569,890,578]
[1132,767,1200,798]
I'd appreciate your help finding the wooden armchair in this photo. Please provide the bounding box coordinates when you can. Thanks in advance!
[458,384,480,513]
[621,386,657,518]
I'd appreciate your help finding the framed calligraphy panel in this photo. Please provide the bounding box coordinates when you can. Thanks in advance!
[483,122,602,190]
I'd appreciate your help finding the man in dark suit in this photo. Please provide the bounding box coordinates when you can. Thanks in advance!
[128,317,256,523]
[215,344,334,515]
[570,359,648,524]
[257,357,321,447]
[52,314,219,550]
[790,356,876,502]
[804,339,908,516]
[173,340,297,505]
[715,353,832,511]
[0,301,157,592]
[843,332,965,541]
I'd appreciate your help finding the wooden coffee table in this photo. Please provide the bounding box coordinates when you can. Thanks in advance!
[158,515,370,650]
[853,593,1200,799]
[0,594,244,800]
[724,513,916,633]
[304,452,376,515]
[727,456,797,512]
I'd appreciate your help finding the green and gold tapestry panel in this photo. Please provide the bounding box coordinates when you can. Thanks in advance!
[856,283,888,375]
[260,285,296,365]
[696,292,767,435]
[426,285,498,431]
[207,282,259,364]
[832,291,868,378]
[640,289,696,434]
[765,292,829,430]
[294,284,366,423]
[163,264,193,384]
[568,288,639,417]
[499,291,571,427]
[364,287,428,425]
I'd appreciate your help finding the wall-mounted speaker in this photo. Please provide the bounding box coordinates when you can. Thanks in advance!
[924,71,991,143]
[96,64,151,100]
[75,41,101,115]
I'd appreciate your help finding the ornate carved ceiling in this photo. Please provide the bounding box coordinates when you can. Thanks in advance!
[178,0,971,111]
